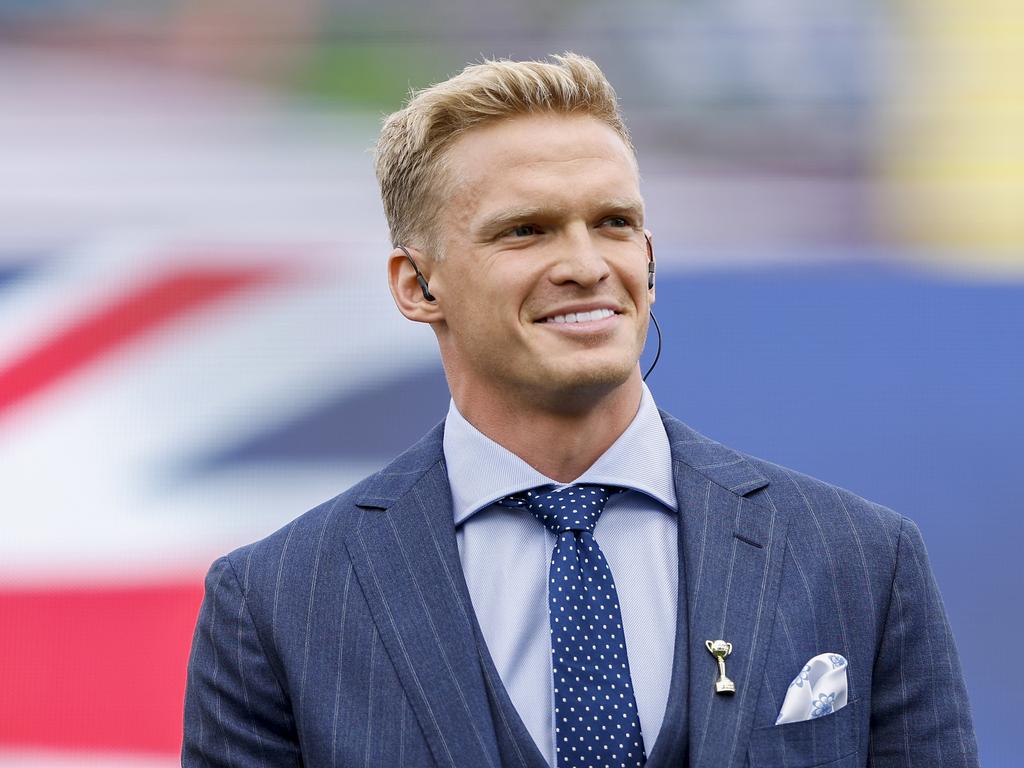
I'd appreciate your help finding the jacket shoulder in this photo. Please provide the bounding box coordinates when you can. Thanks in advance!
[661,410,905,551]
[219,472,377,587]
[741,452,904,546]
[732,448,908,583]
[218,420,446,593]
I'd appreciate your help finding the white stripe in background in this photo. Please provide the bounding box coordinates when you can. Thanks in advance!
[0,751,178,767]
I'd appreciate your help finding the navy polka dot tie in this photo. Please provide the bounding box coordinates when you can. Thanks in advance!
[500,484,647,768]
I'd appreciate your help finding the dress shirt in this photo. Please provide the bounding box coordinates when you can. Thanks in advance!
[444,383,679,767]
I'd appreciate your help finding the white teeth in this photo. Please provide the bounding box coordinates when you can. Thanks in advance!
[544,308,616,324]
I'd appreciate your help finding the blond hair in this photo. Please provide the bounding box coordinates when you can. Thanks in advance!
[374,53,634,259]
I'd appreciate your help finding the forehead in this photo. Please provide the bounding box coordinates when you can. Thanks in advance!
[441,113,641,225]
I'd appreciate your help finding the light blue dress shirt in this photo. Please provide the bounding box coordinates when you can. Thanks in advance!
[443,383,679,767]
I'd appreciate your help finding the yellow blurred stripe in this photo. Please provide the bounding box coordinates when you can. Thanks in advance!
[879,0,1024,271]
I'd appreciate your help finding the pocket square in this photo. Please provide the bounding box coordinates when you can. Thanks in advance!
[775,652,849,724]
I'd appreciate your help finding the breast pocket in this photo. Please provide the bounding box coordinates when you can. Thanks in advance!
[747,697,860,768]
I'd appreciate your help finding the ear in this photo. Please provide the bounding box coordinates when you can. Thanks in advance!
[644,228,656,305]
[388,246,445,324]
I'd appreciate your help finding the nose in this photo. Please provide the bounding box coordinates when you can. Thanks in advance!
[547,224,611,288]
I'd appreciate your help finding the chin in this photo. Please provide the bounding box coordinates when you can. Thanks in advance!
[543,357,637,396]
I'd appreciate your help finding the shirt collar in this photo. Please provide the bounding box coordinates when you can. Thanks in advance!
[443,382,678,526]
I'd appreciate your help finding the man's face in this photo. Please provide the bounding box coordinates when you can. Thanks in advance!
[426,112,652,408]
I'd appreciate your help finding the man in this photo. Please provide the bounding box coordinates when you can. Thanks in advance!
[183,54,978,767]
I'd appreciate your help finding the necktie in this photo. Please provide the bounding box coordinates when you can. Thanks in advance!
[500,484,647,768]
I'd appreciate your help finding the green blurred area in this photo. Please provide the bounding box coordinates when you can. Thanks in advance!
[289,41,453,110]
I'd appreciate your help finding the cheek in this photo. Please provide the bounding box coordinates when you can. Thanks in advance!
[445,286,514,348]
[471,267,534,323]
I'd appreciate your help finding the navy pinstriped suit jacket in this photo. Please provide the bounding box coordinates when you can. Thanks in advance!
[182,411,979,767]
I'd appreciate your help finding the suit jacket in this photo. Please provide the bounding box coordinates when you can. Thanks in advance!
[182,410,979,768]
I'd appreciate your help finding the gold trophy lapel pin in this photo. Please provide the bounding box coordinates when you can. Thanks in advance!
[705,639,736,694]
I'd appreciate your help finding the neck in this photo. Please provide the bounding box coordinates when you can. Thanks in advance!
[451,371,644,483]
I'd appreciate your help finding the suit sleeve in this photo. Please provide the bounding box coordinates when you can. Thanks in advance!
[182,556,302,767]
[868,517,979,767]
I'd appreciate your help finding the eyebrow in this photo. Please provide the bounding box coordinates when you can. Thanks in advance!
[473,197,645,239]
[474,206,551,239]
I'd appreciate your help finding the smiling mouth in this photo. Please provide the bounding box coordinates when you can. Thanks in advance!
[539,308,618,325]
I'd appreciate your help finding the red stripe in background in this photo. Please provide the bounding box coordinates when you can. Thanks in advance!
[0,265,285,421]
[0,581,205,753]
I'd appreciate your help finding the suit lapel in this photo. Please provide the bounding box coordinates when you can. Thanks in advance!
[345,432,502,768]
[656,414,791,768]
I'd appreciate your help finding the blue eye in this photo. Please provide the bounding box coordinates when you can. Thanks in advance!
[511,224,538,237]
[604,217,630,228]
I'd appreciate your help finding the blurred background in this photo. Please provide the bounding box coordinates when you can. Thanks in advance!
[0,1,1020,765]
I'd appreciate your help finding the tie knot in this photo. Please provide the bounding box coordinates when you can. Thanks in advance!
[499,484,624,534]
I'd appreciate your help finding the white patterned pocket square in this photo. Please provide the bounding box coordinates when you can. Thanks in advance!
[775,652,849,724]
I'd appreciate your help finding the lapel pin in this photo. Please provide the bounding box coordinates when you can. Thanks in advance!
[705,639,736,694]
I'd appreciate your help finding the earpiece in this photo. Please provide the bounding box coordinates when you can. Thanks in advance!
[641,232,660,380]
[397,245,436,302]
[645,233,656,290]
